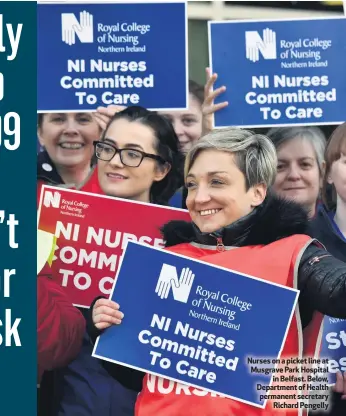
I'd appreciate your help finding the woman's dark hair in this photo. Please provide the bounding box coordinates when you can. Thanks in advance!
[101,105,184,206]
[322,123,346,210]
[189,79,204,105]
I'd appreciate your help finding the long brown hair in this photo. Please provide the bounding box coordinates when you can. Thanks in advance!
[322,123,346,209]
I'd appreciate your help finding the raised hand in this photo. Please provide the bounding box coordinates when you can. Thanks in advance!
[93,105,127,131]
[202,68,228,135]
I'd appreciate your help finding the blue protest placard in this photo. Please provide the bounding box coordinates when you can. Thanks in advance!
[208,17,346,128]
[37,1,188,112]
[320,316,346,384]
[93,241,299,408]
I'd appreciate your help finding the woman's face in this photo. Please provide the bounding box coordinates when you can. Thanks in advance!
[185,150,266,233]
[97,118,169,202]
[273,137,321,214]
[38,112,99,168]
[159,94,203,154]
[328,150,346,204]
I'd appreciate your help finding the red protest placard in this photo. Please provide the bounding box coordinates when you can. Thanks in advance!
[37,185,190,308]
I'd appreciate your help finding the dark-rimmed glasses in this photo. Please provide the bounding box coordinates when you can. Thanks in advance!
[93,141,166,168]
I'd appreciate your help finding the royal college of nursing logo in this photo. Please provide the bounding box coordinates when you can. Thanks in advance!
[245,28,277,62]
[155,264,195,304]
[61,11,94,46]
[43,190,61,209]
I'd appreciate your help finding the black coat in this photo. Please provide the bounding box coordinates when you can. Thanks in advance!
[87,195,346,393]
[37,150,64,185]
[309,205,346,263]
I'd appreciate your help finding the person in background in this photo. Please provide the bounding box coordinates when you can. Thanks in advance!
[310,122,346,260]
[170,68,229,209]
[160,80,204,208]
[158,80,204,155]
[37,112,101,196]
[89,128,346,416]
[55,106,184,416]
[309,123,346,416]
[37,112,97,412]
[267,126,326,219]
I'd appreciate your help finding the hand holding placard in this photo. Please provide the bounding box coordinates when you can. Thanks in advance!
[92,298,124,330]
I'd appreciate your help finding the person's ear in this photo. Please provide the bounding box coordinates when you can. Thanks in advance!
[250,183,267,207]
[327,174,333,185]
[325,163,334,185]
[37,127,45,147]
[153,163,171,182]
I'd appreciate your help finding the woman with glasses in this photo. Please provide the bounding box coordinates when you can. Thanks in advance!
[79,106,183,204]
[55,106,184,416]
[93,119,176,204]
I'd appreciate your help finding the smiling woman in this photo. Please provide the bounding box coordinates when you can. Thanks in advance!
[37,112,101,186]
[184,129,276,234]
[95,117,169,202]
[93,105,184,205]
[87,127,346,416]
[267,126,326,218]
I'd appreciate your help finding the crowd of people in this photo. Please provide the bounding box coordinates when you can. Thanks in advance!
[37,67,346,416]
